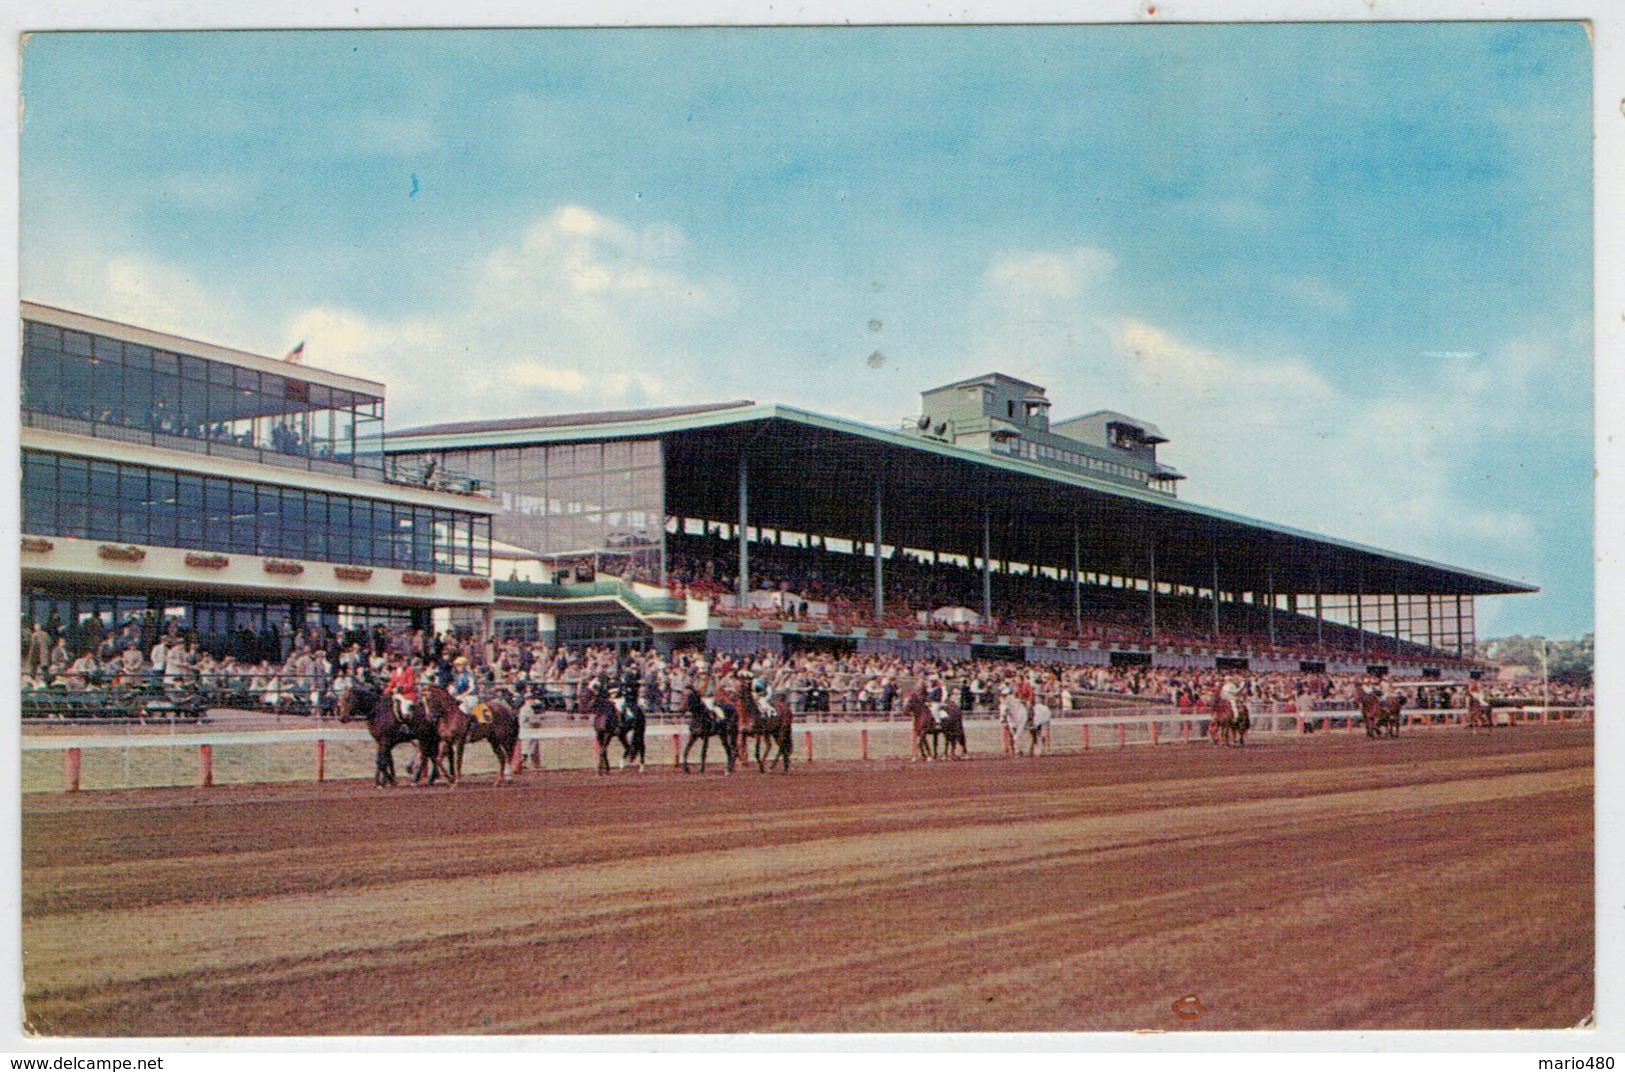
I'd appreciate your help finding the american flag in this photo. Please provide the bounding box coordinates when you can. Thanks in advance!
[284,341,306,365]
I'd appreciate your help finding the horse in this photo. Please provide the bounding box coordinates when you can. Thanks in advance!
[1208,693,1250,747]
[681,686,737,774]
[1355,687,1403,739]
[434,689,522,785]
[585,684,645,773]
[337,684,442,788]
[1466,690,1494,734]
[737,684,794,773]
[998,693,1052,756]
[905,689,967,761]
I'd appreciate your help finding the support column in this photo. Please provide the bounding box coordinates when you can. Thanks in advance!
[1072,515,1082,636]
[872,478,884,622]
[737,454,749,606]
[1393,590,1402,655]
[1211,553,1221,639]
[1314,563,1323,652]
[1267,566,1276,646]
[1148,542,1158,640]
[981,498,993,626]
[1356,576,1365,657]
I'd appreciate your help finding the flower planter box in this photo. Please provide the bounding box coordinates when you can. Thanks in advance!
[334,566,374,581]
[894,629,916,639]
[21,537,53,554]
[264,559,305,576]
[718,618,742,629]
[400,572,436,587]
[459,577,491,591]
[97,544,146,563]
[184,553,229,569]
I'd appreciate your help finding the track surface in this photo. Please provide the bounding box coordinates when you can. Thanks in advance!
[22,726,1592,1036]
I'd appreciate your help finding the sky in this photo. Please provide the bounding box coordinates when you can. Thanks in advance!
[16,22,1596,639]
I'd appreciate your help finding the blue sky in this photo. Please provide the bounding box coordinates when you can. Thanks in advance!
[18,24,1594,639]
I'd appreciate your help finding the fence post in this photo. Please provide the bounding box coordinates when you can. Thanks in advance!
[1081,723,1090,751]
[671,732,681,767]
[1116,723,1127,748]
[1150,721,1160,746]
[860,728,869,761]
[1001,723,1013,756]
[803,729,813,764]
[198,743,213,788]
[64,747,81,792]
[315,738,326,783]
[1180,720,1191,743]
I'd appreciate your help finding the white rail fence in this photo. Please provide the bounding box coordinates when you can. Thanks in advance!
[21,706,1593,793]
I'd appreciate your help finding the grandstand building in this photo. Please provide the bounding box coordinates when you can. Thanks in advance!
[19,302,497,658]
[384,374,1536,677]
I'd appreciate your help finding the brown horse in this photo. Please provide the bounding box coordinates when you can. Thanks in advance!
[1208,693,1250,747]
[906,689,967,760]
[338,684,442,788]
[737,684,794,773]
[584,684,646,774]
[1355,687,1404,739]
[681,686,737,774]
[433,690,522,785]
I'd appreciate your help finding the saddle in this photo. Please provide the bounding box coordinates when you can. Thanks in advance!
[930,703,949,724]
[471,701,491,724]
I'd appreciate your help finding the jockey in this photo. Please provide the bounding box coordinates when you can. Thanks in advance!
[925,676,948,723]
[381,654,419,722]
[1015,675,1035,706]
[449,655,487,722]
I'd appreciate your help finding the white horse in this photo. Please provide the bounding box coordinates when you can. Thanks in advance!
[999,694,1053,757]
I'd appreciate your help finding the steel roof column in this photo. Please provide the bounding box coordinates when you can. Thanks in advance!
[1392,589,1402,656]
[1148,541,1158,641]
[1211,550,1220,639]
[981,497,992,627]
[1071,514,1082,636]
[1267,564,1276,647]
[1314,566,1323,653]
[872,477,884,623]
[737,454,749,610]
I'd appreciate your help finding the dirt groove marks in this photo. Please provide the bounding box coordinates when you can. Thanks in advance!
[24,765,1586,989]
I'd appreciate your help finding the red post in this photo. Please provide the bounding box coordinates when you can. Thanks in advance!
[1150,721,1160,746]
[803,729,813,764]
[1180,720,1192,743]
[860,728,870,761]
[671,732,681,767]
[1081,723,1090,750]
[1116,723,1127,748]
[529,738,541,770]
[198,743,213,788]
[315,738,326,783]
[1001,723,1013,756]
[64,747,81,792]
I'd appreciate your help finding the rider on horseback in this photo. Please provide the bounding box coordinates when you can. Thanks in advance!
[382,653,419,723]
[924,675,950,722]
[448,655,490,723]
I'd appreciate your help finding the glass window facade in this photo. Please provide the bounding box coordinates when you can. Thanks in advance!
[393,438,663,580]
[22,449,491,575]
[22,318,385,480]
[21,588,423,661]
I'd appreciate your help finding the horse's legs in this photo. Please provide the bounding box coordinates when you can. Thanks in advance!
[683,733,696,773]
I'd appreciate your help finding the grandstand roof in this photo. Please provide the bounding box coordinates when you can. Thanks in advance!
[385,400,1538,600]
[391,400,753,439]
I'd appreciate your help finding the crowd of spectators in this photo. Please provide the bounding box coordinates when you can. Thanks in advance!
[20,608,1592,720]
[663,532,1455,665]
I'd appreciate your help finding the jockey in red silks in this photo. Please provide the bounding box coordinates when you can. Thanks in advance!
[1015,675,1035,706]
[382,654,420,722]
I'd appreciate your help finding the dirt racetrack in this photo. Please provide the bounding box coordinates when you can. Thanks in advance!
[21,725,1592,1036]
